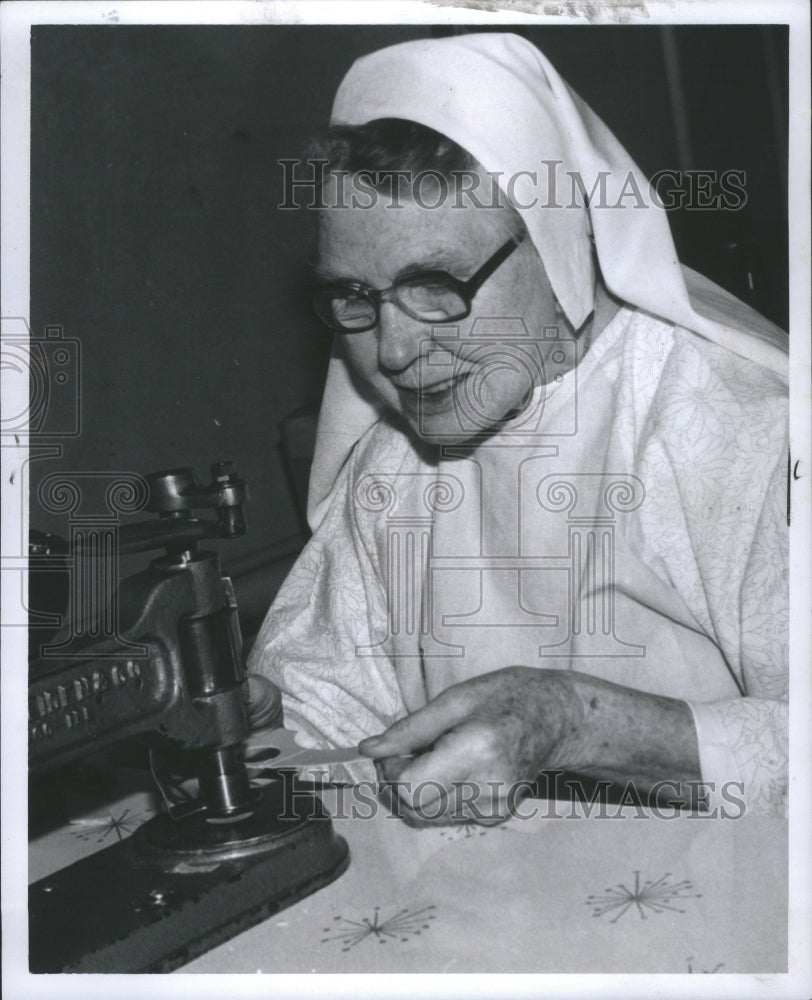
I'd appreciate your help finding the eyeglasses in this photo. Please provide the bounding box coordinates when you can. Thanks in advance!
[312,231,526,334]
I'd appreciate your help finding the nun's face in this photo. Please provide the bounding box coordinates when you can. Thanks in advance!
[317,180,569,445]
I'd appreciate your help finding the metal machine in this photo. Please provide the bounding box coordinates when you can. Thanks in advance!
[28,463,349,972]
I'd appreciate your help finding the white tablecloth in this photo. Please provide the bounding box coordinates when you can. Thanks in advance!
[29,776,787,975]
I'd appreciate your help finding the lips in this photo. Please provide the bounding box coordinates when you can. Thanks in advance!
[393,370,474,422]
[394,372,472,397]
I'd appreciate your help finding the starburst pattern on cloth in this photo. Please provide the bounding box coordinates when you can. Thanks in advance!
[687,956,725,973]
[321,905,437,951]
[586,871,702,923]
[68,808,149,843]
[440,824,487,841]
[439,823,509,841]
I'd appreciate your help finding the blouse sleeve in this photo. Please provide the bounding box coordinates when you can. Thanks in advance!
[246,446,405,782]
[640,332,789,816]
[686,443,789,816]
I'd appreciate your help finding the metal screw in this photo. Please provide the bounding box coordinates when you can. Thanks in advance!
[212,460,235,483]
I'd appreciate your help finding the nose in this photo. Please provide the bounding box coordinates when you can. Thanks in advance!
[376,301,426,373]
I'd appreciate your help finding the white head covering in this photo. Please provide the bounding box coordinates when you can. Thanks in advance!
[309,32,788,529]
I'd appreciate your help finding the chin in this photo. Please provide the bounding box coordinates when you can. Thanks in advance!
[406,412,504,448]
[386,385,525,447]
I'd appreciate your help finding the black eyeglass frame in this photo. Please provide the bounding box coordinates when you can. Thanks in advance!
[312,231,527,334]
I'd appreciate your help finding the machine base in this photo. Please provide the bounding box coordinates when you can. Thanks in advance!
[29,778,349,972]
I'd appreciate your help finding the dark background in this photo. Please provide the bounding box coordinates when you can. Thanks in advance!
[29,24,788,629]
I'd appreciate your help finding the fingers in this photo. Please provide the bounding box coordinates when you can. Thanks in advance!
[373,723,521,826]
[379,728,472,800]
[377,762,524,827]
[356,669,558,826]
[359,681,480,758]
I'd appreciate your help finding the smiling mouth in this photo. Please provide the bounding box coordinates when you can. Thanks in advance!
[392,371,475,424]
[395,372,472,397]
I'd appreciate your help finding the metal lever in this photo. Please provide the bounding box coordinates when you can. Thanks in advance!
[107,462,248,555]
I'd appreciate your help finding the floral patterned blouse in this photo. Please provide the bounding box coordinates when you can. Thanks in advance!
[249,305,788,815]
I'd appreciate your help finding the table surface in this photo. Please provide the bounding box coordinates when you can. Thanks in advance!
[29,770,787,975]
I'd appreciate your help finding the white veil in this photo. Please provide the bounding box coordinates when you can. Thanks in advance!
[308,33,788,529]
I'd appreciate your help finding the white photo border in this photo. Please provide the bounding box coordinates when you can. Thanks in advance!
[2,2,809,998]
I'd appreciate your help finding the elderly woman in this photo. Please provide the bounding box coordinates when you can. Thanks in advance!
[248,33,788,820]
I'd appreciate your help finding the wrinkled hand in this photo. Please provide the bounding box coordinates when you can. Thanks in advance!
[358,667,578,826]
[359,667,701,825]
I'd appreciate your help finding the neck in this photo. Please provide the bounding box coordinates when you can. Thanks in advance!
[575,280,623,363]
[593,279,623,335]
